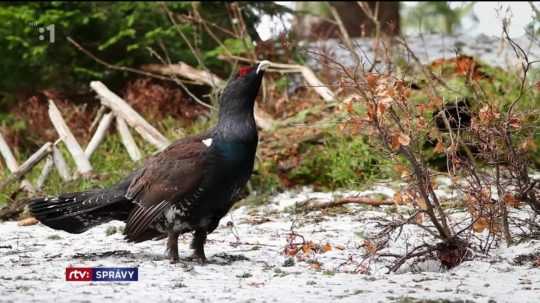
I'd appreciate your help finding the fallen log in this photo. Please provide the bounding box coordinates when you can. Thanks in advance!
[52,145,71,182]
[36,156,54,190]
[89,105,107,133]
[0,132,36,193]
[48,100,93,175]
[218,56,336,102]
[116,116,142,161]
[84,112,114,159]
[0,132,19,172]
[143,63,276,131]
[0,142,52,191]
[141,62,225,87]
[90,81,170,150]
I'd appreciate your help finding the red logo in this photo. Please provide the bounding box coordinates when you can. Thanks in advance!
[65,268,93,281]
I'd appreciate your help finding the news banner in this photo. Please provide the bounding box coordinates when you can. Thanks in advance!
[66,267,138,282]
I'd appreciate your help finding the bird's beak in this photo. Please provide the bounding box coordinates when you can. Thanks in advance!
[256,60,271,75]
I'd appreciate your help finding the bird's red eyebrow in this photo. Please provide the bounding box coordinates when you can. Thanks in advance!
[238,66,253,77]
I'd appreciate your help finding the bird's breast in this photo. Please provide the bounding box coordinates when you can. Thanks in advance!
[213,140,257,172]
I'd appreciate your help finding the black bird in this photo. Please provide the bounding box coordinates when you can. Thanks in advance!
[29,61,271,264]
[433,98,472,132]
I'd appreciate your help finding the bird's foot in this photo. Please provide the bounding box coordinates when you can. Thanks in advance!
[167,247,180,264]
[169,258,194,271]
[169,255,180,264]
[185,253,207,265]
[167,232,181,264]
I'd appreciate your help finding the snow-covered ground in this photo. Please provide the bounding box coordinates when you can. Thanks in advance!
[304,34,540,72]
[1,185,539,303]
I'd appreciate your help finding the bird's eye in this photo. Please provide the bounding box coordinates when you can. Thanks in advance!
[237,66,254,78]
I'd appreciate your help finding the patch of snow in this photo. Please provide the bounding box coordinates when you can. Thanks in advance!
[1,185,539,302]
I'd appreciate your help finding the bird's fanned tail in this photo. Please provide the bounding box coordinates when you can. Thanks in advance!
[29,189,132,234]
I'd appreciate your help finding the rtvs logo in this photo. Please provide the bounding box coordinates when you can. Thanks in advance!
[65,268,92,281]
[65,267,138,282]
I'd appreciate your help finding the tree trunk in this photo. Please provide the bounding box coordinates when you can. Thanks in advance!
[294,1,400,40]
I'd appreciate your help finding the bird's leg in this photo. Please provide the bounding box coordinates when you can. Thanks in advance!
[190,230,207,264]
[167,231,180,264]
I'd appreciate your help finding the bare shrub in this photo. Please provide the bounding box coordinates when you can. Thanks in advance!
[314,15,539,271]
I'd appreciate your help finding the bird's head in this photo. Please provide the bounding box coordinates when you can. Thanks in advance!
[218,60,271,118]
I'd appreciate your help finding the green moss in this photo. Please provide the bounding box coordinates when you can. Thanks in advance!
[287,132,393,191]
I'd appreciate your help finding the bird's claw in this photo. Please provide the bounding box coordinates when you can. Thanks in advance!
[185,254,207,265]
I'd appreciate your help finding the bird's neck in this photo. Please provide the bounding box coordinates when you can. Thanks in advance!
[215,108,257,143]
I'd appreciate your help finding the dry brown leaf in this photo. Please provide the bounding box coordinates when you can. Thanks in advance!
[416,103,427,114]
[520,137,537,152]
[389,132,410,151]
[366,74,379,89]
[455,56,476,76]
[415,117,428,129]
[402,192,414,204]
[417,198,428,210]
[434,139,445,154]
[366,103,377,122]
[386,87,397,98]
[414,212,425,224]
[322,243,332,253]
[363,240,377,255]
[379,96,393,107]
[473,217,488,233]
[428,95,443,109]
[393,192,404,205]
[302,242,314,254]
[346,99,354,113]
[503,193,520,208]
[18,217,39,226]
[508,116,521,129]
[393,164,411,178]
[479,105,500,124]
[310,262,322,270]
[285,245,298,256]
[480,188,492,201]
[398,132,411,146]
[390,134,401,150]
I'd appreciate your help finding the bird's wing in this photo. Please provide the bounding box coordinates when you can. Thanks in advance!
[124,134,211,239]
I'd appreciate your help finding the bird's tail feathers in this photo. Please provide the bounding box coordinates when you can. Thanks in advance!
[28,189,130,234]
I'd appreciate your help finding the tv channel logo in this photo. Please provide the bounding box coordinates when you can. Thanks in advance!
[66,267,138,282]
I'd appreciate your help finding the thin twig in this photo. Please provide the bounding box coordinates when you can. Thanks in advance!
[67,36,213,110]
